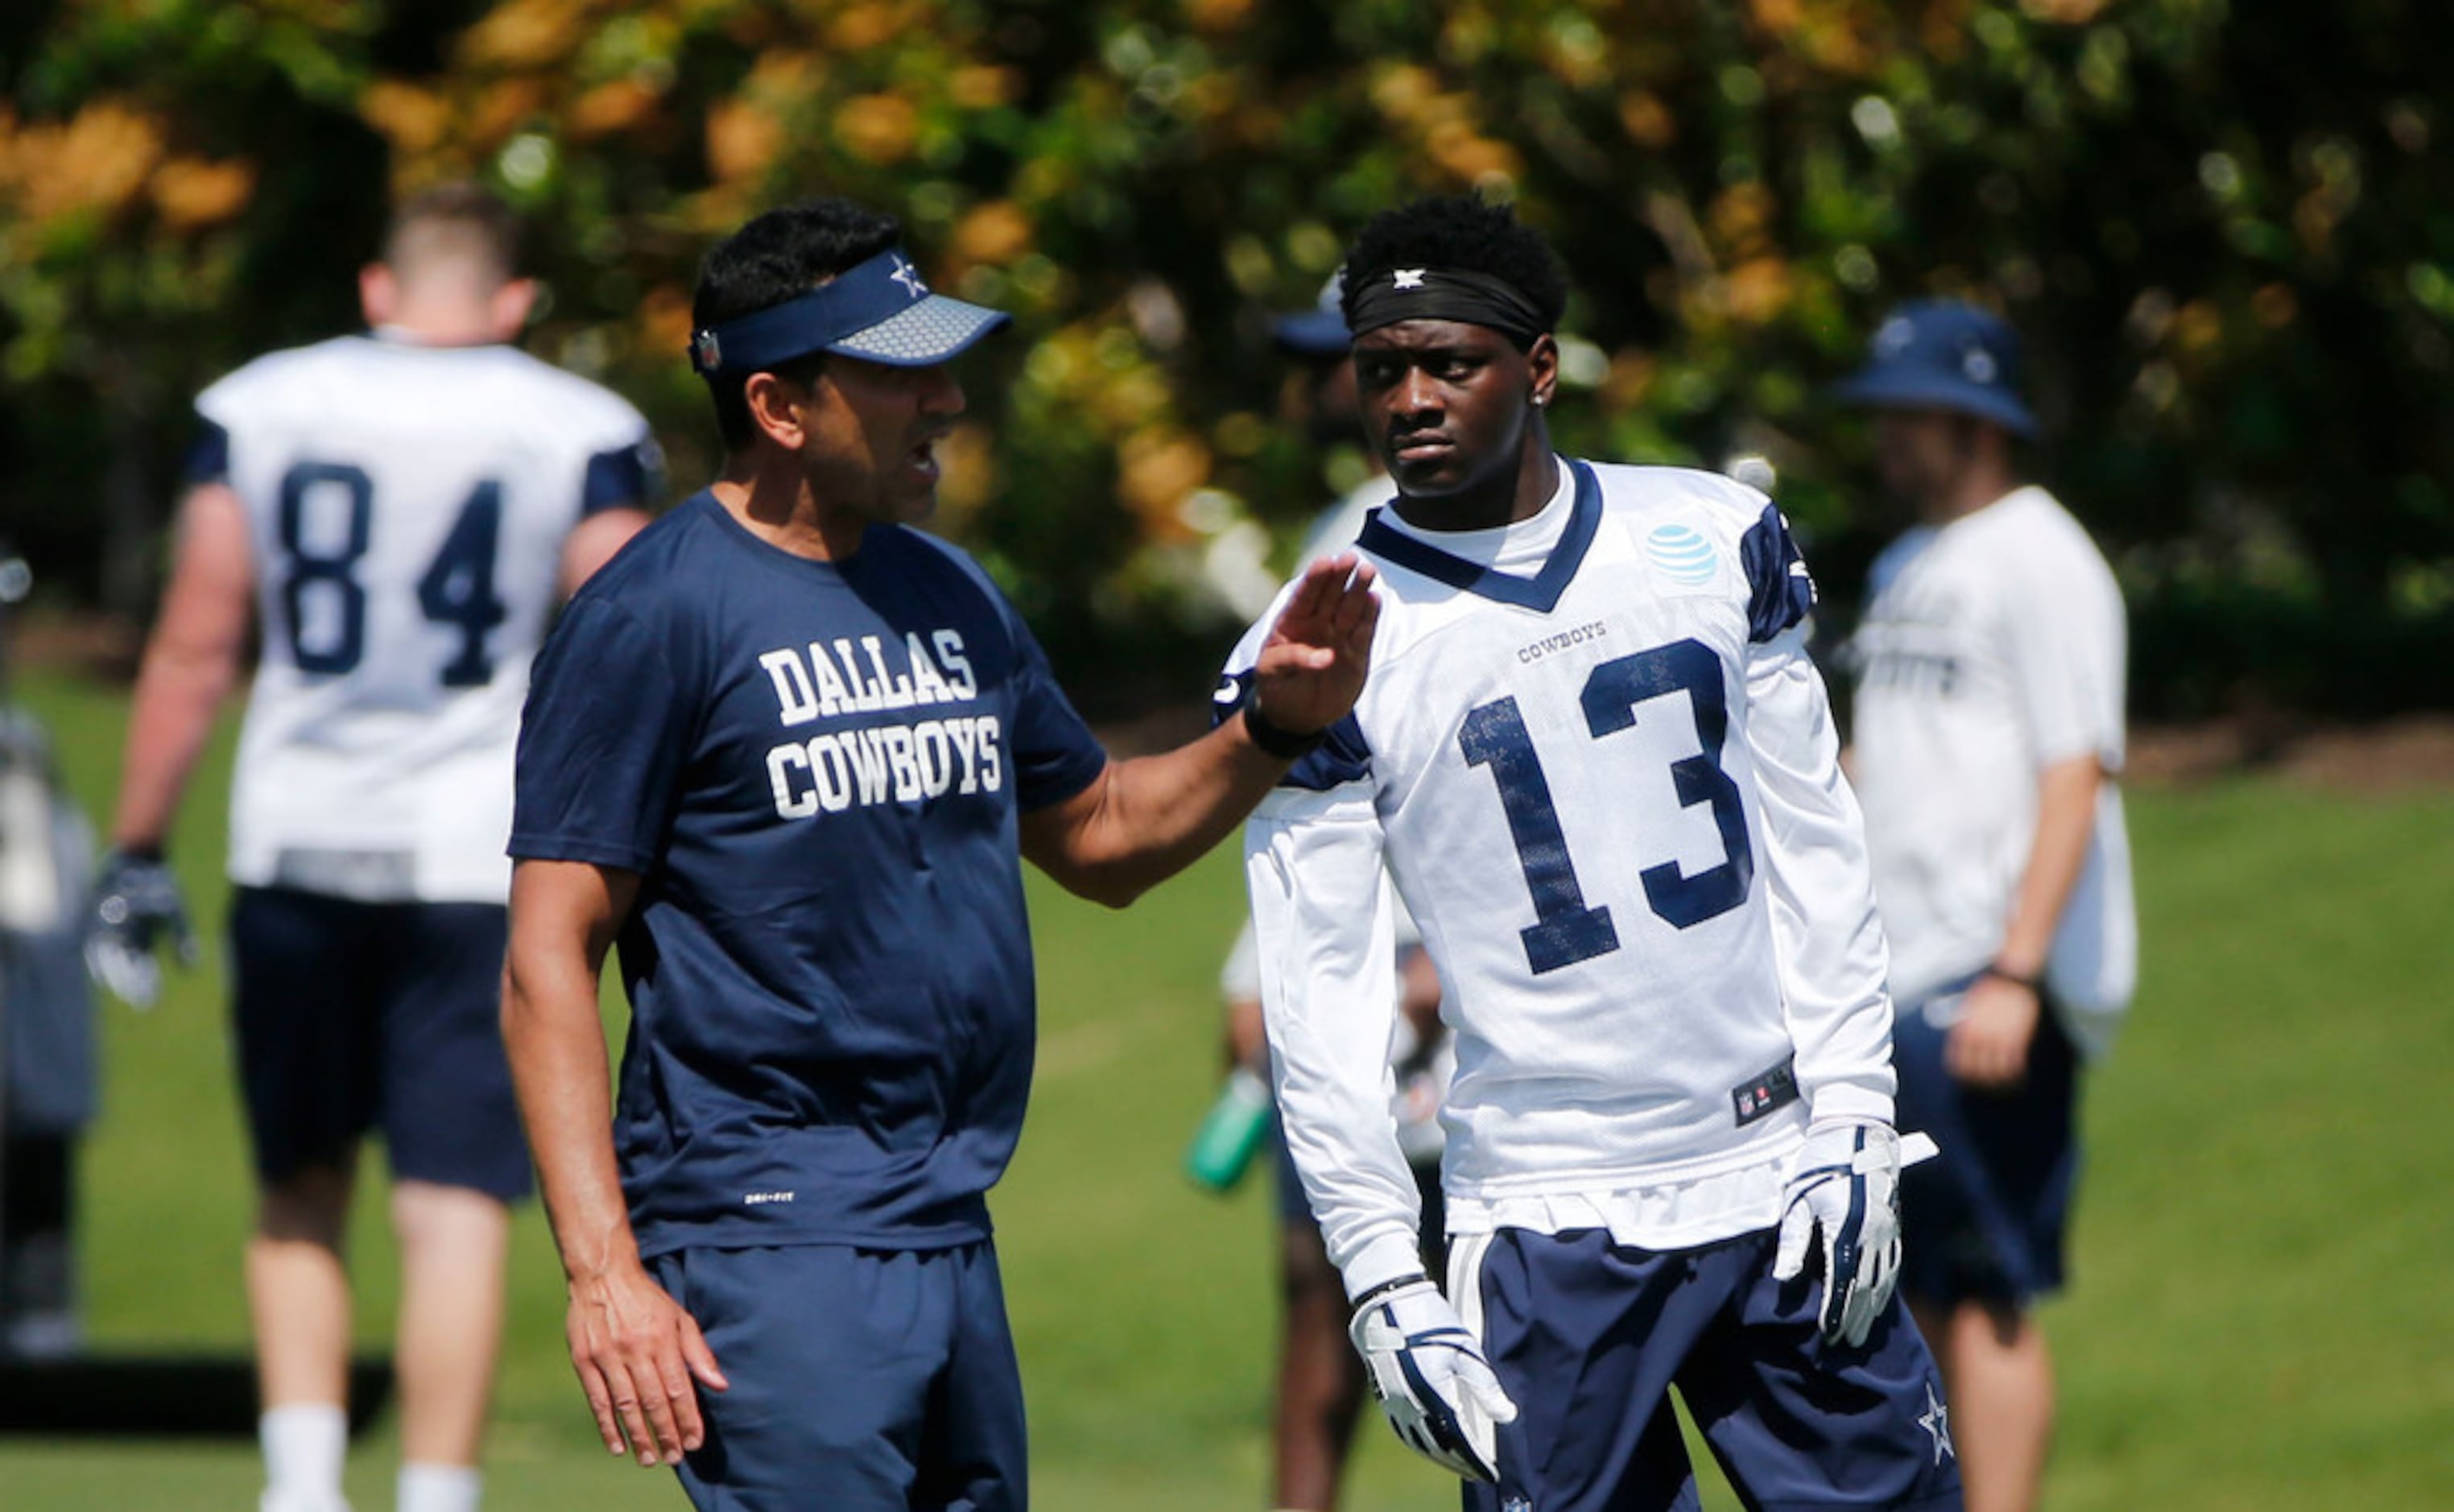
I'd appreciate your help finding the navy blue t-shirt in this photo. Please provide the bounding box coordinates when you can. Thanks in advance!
[511,492,1108,1257]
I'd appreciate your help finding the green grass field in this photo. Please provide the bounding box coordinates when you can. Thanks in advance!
[3,670,2451,1508]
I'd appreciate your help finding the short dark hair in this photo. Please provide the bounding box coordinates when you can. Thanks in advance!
[384,182,522,287]
[692,199,903,452]
[1341,195,1568,346]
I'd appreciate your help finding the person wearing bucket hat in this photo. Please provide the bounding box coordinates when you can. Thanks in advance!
[1839,300,2137,1512]
[502,198,1381,1510]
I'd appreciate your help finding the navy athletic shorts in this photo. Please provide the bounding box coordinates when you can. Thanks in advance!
[229,886,531,1200]
[649,1241,1025,1512]
[1456,1226,1962,1512]
[1892,984,2080,1306]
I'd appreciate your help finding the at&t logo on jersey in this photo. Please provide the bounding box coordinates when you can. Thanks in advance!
[1642,523,1721,589]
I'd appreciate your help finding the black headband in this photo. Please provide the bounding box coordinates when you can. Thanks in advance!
[1345,265,1548,345]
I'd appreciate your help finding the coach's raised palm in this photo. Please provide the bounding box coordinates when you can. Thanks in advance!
[1248,552,1379,737]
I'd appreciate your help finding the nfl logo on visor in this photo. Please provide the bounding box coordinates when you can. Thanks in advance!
[692,329,722,372]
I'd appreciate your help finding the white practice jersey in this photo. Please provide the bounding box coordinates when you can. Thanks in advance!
[1847,485,2136,1057]
[1220,887,1448,1163]
[1231,457,1897,1298]
[194,333,655,903]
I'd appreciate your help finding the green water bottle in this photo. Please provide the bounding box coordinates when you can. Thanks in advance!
[1184,1067,1273,1192]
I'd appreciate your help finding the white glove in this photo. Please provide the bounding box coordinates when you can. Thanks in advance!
[1347,1274,1518,1482]
[1773,1119,1928,1348]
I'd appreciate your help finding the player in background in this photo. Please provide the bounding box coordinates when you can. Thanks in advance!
[84,184,657,1512]
[501,196,1378,1511]
[1217,900,1446,1512]
[1207,275,1449,1512]
[1836,301,2136,1512]
[1232,196,1961,1510]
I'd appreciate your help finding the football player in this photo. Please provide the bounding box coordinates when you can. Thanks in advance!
[87,184,657,1512]
[1232,196,1962,1510]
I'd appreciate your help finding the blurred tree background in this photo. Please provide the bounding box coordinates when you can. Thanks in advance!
[2,0,2450,718]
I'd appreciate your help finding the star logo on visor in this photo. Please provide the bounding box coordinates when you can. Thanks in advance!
[890,254,929,300]
[1393,268,1427,290]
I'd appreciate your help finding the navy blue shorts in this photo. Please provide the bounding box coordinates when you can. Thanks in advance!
[648,1241,1025,1512]
[1892,987,2080,1306]
[1456,1227,1961,1512]
[229,886,531,1200]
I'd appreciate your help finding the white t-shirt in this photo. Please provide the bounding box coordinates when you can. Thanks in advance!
[1848,485,2137,1058]
[1231,458,1897,1297]
[195,333,655,903]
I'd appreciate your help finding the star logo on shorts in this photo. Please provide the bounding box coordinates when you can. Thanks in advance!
[1502,1498,1532,1512]
[890,254,929,300]
[1918,1382,1954,1464]
[1393,268,1427,290]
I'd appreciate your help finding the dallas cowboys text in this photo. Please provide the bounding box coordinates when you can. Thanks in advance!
[757,630,1004,816]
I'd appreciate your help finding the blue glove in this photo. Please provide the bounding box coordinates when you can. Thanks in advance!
[1773,1119,1931,1347]
[85,848,197,1009]
[1348,1274,1518,1482]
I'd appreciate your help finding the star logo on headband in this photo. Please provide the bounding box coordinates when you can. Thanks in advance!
[890,254,929,300]
[1393,268,1427,290]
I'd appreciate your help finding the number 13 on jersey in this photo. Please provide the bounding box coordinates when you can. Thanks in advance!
[1460,638,1754,974]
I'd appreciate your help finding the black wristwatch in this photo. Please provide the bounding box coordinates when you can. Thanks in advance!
[1242,700,1327,761]
[1980,962,2042,993]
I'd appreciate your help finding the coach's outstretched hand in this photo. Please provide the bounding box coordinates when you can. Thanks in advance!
[84,848,199,1009]
[566,1256,729,1468]
[1773,1118,1910,1348]
[1250,552,1379,737]
[1349,1274,1518,1482]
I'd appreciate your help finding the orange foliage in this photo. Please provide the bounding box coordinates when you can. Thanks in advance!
[948,66,1021,111]
[1724,257,1794,325]
[360,81,452,157]
[0,99,163,223]
[934,421,1000,520]
[1426,120,1522,184]
[150,157,256,230]
[952,201,1035,267]
[1184,0,1254,34]
[568,80,663,142]
[828,2,905,52]
[637,283,695,366]
[2019,0,2109,22]
[468,78,552,150]
[459,0,590,70]
[1708,182,1779,258]
[835,93,921,165]
[1620,90,1677,149]
[2172,299,2224,356]
[707,98,786,184]
[1117,425,1213,541]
